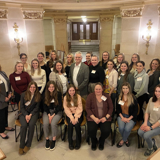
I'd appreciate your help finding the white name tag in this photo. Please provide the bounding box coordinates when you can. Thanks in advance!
[63,73,67,76]
[106,75,109,79]
[71,102,74,106]
[91,70,96,74]
[15,76,21,81]
[153,107,159,111]
[25,101,30,106]
[118,76,121,80]
[137,77,142,81]
[120,73,125,76]
[119,100,124,106]
[101,95,107,101]
[51,99,55,103]
[0,80,3,84]
[51,68,53,72]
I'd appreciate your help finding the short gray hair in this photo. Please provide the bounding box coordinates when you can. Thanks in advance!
[91,55,99,61]
[75,51,82,58]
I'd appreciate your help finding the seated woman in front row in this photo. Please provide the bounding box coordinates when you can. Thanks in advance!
[19,81,41,155]
[138,84,160,157]
[63,84,83,150]
[116,82,138,148]
[86,82,113,151]
[43,81,62,151]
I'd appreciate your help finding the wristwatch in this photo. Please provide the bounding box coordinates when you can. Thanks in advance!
[105,117,108,120]
[150,126,153,130]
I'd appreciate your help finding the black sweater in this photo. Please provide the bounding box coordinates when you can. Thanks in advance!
[43,92,62,115]
[89,64,105,84]
[116,96,138,122]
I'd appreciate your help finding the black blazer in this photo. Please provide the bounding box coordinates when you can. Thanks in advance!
[116,96,138,122]
[20,92,40,116]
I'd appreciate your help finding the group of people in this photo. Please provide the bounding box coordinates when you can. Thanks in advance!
[0,50,160,157]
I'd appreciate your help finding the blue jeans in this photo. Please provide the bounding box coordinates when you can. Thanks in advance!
[117,114,135,142]
[138,121,160,149]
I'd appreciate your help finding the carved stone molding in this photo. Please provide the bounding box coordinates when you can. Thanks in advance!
[54,18,67,24]
[121,7,143,17]
[22,10,44,19]
[100,17,113,22]
[0,9,8,18]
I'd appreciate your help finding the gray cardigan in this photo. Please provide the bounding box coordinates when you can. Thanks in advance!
[0,71,11,110]
[134,69,149,98]
[69,62,89,96]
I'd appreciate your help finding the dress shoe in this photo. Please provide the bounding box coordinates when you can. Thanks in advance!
[99,144,104,150]
[69,144,74,150]
[19,148,24,155]
[23,146,30,153]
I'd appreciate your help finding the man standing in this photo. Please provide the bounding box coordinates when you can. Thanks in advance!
[69,51,89,99]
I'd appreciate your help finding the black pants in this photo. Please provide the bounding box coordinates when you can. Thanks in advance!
[136,93,148,121]
[0,107,8,133]
[14,91,21,104]
[87,121,111,146]
[66,114,83,146]
[19,113,38,148]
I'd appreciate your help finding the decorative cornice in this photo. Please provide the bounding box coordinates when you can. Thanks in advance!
[0,9,8,18]
[100,17,114,22]
[54,18,67,24]
[121,7,143,17]
[22,10,45,19]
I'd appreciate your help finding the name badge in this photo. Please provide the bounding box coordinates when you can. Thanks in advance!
[120,73,125,76]
[15,76,21,81]
[0,80,3,84]
[137,77,142,81]
[153,107,159,111]
[91,70,96,74]
[106,75,109,79]
[71,102,74,106]
[119,100,124,106]
[51,99,55,103]
[118,76,121,80]
[25,101,30,106]
[101,95,107,101]
[51,68,53,72]
[63,73,67,76]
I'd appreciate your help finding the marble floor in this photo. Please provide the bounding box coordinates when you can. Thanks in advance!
[0,106,159,160]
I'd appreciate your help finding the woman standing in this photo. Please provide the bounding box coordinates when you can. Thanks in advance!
[30,59,46,94]
[115,53,125,72]
[20,53,31,74]
[129,53,140,75]
[64,53,74,79]
[9,62,31,104]
[86,83,113,150]
[147,59,160,100]
[88,55,105,93]
[0,65,13,139]
[49,60,68,96]
[99,51,110,70]
[19,81,41,155]
[46,50,59,80]
[117,61,134,95]
[63,84,83,150]
[116,82,138,148]
[138,84,160,156]
[104,60,118,106]
[43,81,62,151]
[37,52,47,72]
[133,61,149,121]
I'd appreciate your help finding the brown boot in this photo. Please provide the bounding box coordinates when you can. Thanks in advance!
[19,148,24,155]
[23,146,30,153]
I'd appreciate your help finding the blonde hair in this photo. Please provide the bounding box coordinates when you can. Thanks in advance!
[65,53,74,66]
[14,61,24,72]
[118,82,134,107]
[31,59,41,76]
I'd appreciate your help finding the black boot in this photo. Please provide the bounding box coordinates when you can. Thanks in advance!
[91,138,97,151]
[99,137,105,150]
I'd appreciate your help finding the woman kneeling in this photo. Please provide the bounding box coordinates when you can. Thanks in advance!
[86,82,113,151]
[43,81,62,151]
[138,84,160,156]
[116,82,138,148]
[19,81,41,155]
[63,84,83,150]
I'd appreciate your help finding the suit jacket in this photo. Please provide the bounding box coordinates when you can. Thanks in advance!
[69,62,89,96]
[86,92,113,121]
[0,71,11,110]
[49,71,68,95]
[20,92,40,116]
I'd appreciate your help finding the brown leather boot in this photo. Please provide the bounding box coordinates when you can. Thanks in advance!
[23,146,30,153]
[19,148,24,155]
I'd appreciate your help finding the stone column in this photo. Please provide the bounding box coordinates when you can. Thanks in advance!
[53,16,68,54]
[99,15,114,60]
[120,6,144,62]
